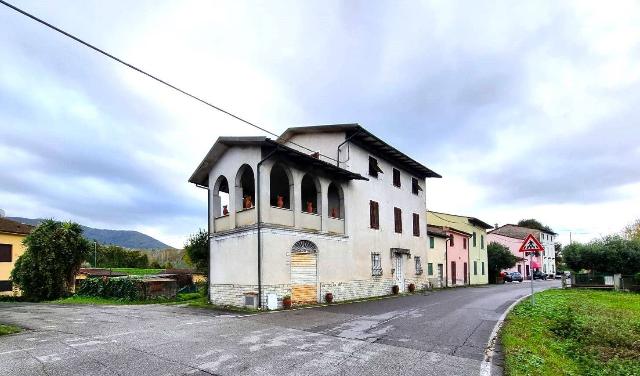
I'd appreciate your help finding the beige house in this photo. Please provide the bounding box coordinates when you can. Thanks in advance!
[427,211,492,285]
[189,124,441,308]
[425,225,448,288]
[0,217,34,296]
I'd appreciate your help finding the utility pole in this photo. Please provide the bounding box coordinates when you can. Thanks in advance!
[94,241,97,267]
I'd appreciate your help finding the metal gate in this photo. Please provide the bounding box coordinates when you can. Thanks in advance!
[291,240,318,305]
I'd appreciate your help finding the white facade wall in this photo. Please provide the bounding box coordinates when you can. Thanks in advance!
[206,131,431,308]
[540,232,556,276]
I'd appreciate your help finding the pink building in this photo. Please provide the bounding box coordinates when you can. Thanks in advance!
[487,225,544,279]
[431,225,472,286]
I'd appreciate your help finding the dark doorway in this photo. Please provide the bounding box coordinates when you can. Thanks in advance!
[463,262,468,285]
[451,261,457,285]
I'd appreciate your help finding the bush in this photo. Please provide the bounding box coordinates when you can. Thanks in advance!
[77,277,142,300]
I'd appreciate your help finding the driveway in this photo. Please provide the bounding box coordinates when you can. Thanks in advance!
[0,280,559,376]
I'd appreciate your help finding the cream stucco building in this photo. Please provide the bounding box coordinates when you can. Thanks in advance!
[427,211,492,285]
[189,124,441,308]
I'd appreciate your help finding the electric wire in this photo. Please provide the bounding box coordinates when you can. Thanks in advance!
[0,0,339,162]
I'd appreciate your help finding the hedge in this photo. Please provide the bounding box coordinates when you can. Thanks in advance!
[76,277,142,300]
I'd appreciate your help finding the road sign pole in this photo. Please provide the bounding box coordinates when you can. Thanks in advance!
[530,252,535,305]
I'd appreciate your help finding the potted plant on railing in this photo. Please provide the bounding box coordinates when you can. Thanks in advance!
[282,295,292,309]
[222,205,229,215]
[277,195,284,208]
[408,283,415,293]
[392,285,399,295]
[306,201,314,213]
[325,292,334,304]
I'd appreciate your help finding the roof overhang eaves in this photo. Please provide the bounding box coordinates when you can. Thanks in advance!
[468,217,494,229]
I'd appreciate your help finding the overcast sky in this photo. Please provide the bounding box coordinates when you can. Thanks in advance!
[1,1,639,247]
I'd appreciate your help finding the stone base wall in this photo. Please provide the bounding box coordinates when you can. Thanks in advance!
[210,283,290,309]
[319,278,396,302]
[211,278,430,308]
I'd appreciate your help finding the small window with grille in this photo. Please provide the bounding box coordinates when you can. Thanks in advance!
[415,256,423,275]
[371,253,382,276]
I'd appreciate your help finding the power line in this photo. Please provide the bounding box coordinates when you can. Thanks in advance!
[0,0,338,162]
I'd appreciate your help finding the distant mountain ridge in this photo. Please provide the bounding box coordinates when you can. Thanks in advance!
[7,217,172,250]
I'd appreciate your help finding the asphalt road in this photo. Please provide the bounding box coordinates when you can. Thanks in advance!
[0,280,559,376]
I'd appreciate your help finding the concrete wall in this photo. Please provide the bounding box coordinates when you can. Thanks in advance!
[0,232,27,296]
[427,212,489,285]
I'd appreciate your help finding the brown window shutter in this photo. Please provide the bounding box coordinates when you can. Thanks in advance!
[375,202,380,229]
[0,244,11,262]
[370,201,379,229]
[413,213,420,236]
[394,207,402,233]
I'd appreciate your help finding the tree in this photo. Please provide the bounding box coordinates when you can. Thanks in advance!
[517,219,554,233]
[90,244,149,268]
[487,241,518,283]
[184,229,208,272]
[554,242,565,270]
[11,219,90,301]
[623,219,640,241]
[564,236,640,275]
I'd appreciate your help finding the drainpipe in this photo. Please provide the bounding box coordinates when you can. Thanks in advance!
[336,130,363,167]
[467,236,471,286]
[256,147,279,309]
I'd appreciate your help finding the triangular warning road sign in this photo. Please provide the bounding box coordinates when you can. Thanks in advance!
[518,234,545,253]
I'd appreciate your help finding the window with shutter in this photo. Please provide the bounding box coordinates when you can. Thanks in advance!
[0,244,11,262]
[369,200,380,229]
[429,236,435,248]
[428,263,433,275]
[412,213,420,236]
[369,156,383,177]
[449,235,454,246]
[473,232,477,247]
[393,168,401,187]
[463,238,467,249]
[394,207,402,233]
[411,178,422,195]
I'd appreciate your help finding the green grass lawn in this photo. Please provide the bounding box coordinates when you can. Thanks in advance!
[52,292,204,305]
[501,289,640,376]
[0,324,21,336]
[109,268,164,275]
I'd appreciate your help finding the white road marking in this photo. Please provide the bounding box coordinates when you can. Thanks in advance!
[176,320,212,327]
[69,340,105,348]
[93,331,136,339]
[0,348,36,356]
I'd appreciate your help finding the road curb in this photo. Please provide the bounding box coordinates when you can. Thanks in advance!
[479,293,531,376]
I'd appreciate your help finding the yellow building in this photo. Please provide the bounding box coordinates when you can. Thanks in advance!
[0,217,34,295]
[425,225,449,288]
[427,211,493,285]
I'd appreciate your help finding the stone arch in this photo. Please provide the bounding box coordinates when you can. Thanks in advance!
[269,163,293,209]
[235,164,255,210]
[327,182,344,219]
[300,173,321,214]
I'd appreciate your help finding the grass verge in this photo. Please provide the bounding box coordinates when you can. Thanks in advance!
[501,289,640,376]
[51,292,204,305]
[0,324,21,336]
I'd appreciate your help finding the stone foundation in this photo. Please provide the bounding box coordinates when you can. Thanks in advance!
[211,277,430,309]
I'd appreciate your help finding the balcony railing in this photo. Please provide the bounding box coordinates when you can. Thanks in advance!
[327,217,345,234]
[300,212,321,231]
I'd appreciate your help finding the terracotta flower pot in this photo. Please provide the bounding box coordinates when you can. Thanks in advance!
[277,195,284,208]
[325,292,333,303]
[330,207,337,218]
[244,196,253,209]
[282,296,292,309]
[222,205,229,215]
[392,285,399,295]
[408,283,415,293]
[306,201,313,213]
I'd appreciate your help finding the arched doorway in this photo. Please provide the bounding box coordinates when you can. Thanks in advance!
[290,240,318,305]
